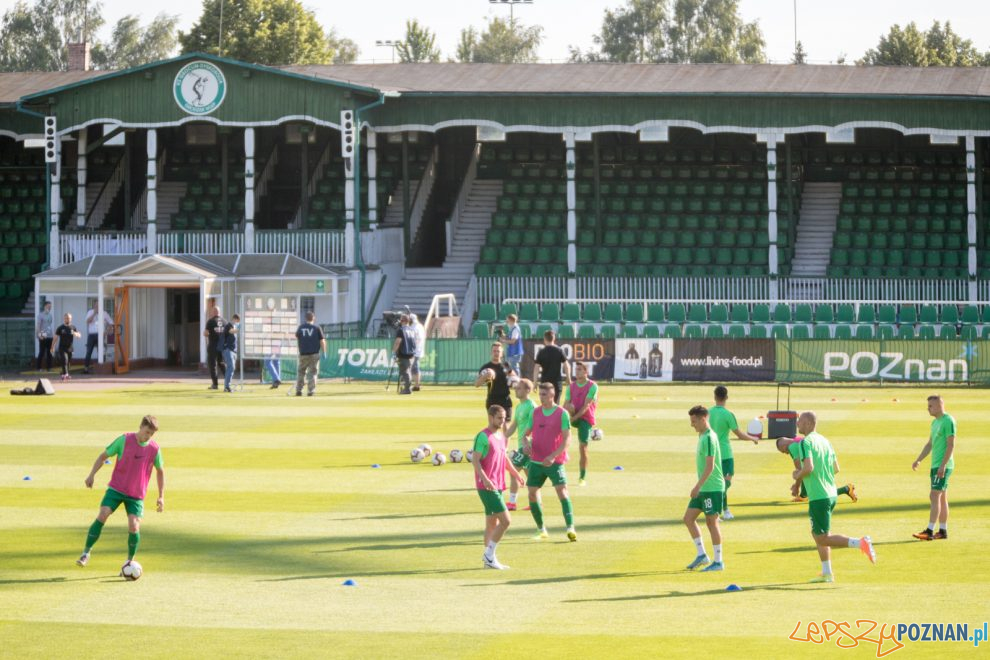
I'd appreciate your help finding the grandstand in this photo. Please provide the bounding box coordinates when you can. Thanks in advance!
[1,55,988,370]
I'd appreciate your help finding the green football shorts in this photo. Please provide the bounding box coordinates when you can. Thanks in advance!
[526,462,567,488]
[929,468,953,491]
[808,497,837,536]
[575,419,593,444]
[721,458,735,478]
[477,489,507,515]
[688,491,724,516]
[100,488,144,517]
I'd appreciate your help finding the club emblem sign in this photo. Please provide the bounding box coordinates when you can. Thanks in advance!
[173,61,227,115]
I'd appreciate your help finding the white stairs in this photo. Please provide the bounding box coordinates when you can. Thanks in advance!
[790,182,843,277]
[391,180,501,315]
[133,182,187,231]
[380,180,419,227]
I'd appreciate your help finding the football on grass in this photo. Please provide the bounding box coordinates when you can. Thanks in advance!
[432,452,447,466]
[418,444,432,457]
[410,448,425,463]
[121,560,142,581]
[449,449,464,463]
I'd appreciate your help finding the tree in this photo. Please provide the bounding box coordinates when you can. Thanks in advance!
[180,0,354,66]
[859,21,989,66]
[791,40,807,65]
[579,0,765,64]
[397,19,440,63]
[0,0,104,71]
[456,17,543,64]
[90,14,179,70]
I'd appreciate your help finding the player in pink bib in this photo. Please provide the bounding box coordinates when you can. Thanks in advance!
[564,361,599,486]
[525,382,577,541]
[473,405,524,570]
[76,415,165,572]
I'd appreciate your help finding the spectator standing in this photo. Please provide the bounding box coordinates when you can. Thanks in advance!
[222,314,240,393]
[295,311,326,397]
[83,300,113,374]
[52,313,81,381]
[203,307,226,390]
[410,313,427,391]
[533,330,571,404]
[36,301,54,371]
[500,314,524,377]
[392,314,417,395]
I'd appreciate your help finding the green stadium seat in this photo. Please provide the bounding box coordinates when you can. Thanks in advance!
[854,325,874,339]
[833,325,853,340]
[773,304,791,323]
[877,305,896,324]
[664,326,682,339]
[856,305,876,324]
[938,325,957,340]
[540,303,560,322]
[687,304,707,324]
[667,303,686,324]
[960,325,979,341]
[477,304,496,323]
[709,304,728,324]
[983,307,990,324]
[793,305,813,324]
[940,305,959,324]
[899,305,917,324]
[729,304,749,324]
[603,304,623,323]
[620,325,639,338]
[647,304,664,323]
[916,325,936,340]
[961,306,980,324]
[643,325,662,338]
[534,324,553,338]
[684,324,704,339]
[705,325,724,338]
[600,325,617,339]
[876,324,895,339]
[577,325,597,339]
[561,303,581,322]
[583,304,602,322]
[749,325,768,338]
[919,305,938,325]
[557,324,576,339]
[897,325,916,339]
[835,305,855,324]
[518,303,539,322]
[814,304,834,324]
[727,325,747,338]
[813,325,831,339]
[751,304,771,324]
[791,325,811,339]
[470,322,489,339]
[625,303,645,323]
[771,325,789,339]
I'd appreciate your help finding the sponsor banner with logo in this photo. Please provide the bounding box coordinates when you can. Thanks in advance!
[612,338,673,381]
[671,339,776,381]
[776,340,987,383]
[520,339,616,382]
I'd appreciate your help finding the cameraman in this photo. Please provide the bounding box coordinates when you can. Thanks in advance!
[392,314,417,395]
[498,313,524,376]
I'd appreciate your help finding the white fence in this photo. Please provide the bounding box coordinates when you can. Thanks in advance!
[157,231,245,255]
[478,276,986,307]
[256,230,346,265]
[60,231,147,263]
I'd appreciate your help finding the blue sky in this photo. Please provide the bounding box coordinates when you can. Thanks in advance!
[94,0,987,64]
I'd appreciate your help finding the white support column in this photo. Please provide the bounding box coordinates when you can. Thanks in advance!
[565,132,577,301]
[343,120,356,268]
[97,279,105,364]
[244,128,256,253]
[763,135,782,301]
[966,136,977,301]
[49,136,62,268]
[367,130,378,230]
[76,130,87,228]
[146,129,157,254]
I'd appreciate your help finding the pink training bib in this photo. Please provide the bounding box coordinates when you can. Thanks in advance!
[475,428,507,492]
[531,405,568,465]
[107,433,159,500]
[568,380,597,426]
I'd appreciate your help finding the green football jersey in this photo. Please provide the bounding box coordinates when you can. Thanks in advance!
[695,429,724,492]
[788,431,837,501]
[930,414,956,470]
[708,405,739,460]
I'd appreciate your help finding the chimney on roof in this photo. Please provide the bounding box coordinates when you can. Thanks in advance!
[67,42,91,72]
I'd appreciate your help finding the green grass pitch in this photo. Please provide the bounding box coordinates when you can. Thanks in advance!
[1,380,987,658]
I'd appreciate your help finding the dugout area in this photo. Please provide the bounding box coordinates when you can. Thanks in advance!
[33,253,347,372]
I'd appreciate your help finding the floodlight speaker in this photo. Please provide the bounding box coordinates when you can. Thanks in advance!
[44,116,57,164]
[340,110,355,159]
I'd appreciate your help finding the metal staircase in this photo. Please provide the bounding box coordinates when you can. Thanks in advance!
[784,182,842,299]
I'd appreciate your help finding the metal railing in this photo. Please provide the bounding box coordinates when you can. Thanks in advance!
[255,229,345,265]
[85,154,126,229]
[408,145,438,246]
[60,231,147,263]
[446,142,481,257]
[157,231,245,255]
[254,144,279,204]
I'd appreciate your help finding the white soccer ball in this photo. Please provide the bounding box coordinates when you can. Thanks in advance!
[410,448,425,463]
[418,443,432,457]
[121,560,143,581]
[482,368,496,381]
[508,375,520,387]
[449,449,464,463]
[432,452,447,466]
[591,428,604,442]
[746,418,764,438]
[466,449,474,463]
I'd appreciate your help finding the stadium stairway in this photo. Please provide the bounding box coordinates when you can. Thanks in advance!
[391,180,500,315]
[790,182,842,278]
[380,179,421,227]
[133,182,187,230]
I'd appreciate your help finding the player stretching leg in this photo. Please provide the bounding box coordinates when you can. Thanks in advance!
[563,362,599,487]
[472,405,524,569]
[684,406,725,572]
[912,394,955,541]
[76,416,165,572]
[504,379,536,511]
[777,412,876,583]
[708,386,759,519]
[525,382,576,541]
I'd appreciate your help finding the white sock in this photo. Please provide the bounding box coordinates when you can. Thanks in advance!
[939,523,947,531]
[692,537,706,556]
[713,544,723,563]
[928,521,936,531]
[848,538,860,548]
[509,492,517,504]
[822,560,832,575]
[485,541,496,558]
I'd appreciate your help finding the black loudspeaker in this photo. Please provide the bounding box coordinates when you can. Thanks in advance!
[35,378,55,395]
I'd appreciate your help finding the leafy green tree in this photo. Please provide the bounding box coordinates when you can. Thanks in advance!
[579,0,765,64]
[90,14,179,70]
[456,17,543,64]
[0,0,104,71]
[860,21,989,66]
[397,19,440,63]
[180,0,355,66]
[791,40,807,64]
